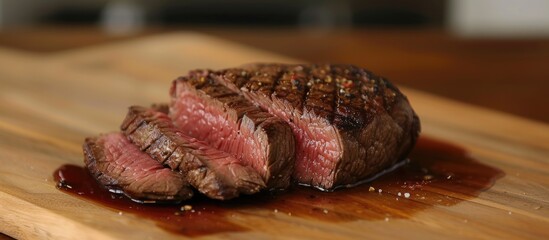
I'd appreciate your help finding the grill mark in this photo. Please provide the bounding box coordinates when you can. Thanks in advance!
[138,111,170,152]
[123,107,179,165]
[215,68,251,92]
[130,122,149,148]
[270,65,287,97]
[298,65,312,114]
[189,64,403,130]
[183,71,212,90]
[244,65,284,96]
[304,64,336,122]
[165,146,185,171]
[380,77,400,113]
[374,77,387,110]
[188,69,211,85]
[123,114,144,135]
[332,64,366,129]
[328,65,338,124]
[184,70,276,127]
[238,69,253,89]
[150,136,172,165]
[192,70,245,93]
[120,109,138,131]
[273,64,309,111]
[198,79,238,99]
[149,130,178,164]
[359,70,383,124]
[235,70,251,88]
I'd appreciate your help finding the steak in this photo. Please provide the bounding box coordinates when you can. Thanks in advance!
[83,132,193,202]
[80,62,420,202]
[120,105,265,200]
[205,63,421,190]
[170,70,296,190]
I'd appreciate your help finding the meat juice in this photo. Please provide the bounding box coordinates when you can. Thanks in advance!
[54,136,503,236]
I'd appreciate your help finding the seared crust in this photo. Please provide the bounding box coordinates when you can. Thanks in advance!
[214,63,420,190]
[84,63,419,199]
[83,134,194,202]
[218,63,413,130]
[120,106,266,200]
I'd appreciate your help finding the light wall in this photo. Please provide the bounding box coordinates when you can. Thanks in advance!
[449,0,549,37]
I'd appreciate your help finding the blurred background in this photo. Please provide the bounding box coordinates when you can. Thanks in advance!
[0,0,548,123]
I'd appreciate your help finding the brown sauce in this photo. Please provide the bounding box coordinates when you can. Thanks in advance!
[54,136,503,237]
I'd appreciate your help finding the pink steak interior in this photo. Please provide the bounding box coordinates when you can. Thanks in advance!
[99,133,185,197]
[170,87,267,180]
[103,133,179,181]
[248,94,341,189]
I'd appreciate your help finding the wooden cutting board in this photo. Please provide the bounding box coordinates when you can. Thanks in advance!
[1,33,548,240]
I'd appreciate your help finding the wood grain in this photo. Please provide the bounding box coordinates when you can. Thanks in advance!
[2,27,548,123]
[0,32,548,239]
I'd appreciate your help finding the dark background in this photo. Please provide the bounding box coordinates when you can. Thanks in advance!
[0,0,548,124]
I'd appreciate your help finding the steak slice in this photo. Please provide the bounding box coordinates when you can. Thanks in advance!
[83,132,193,203]
[169,70,295,190]
[212,63,421,191]
[120,105,265,200]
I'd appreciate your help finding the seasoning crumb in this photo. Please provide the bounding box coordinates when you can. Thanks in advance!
[174,212,181,216]
[181,205,193,211]
[118,211,123,215]
[404,193,410,198]
[508,211,512,215]
[447,175,452,179]
[378,189,383,193]
[423,175,433,180]
[534,206,542,210]
[323,209,329,214]
[397,192,402,197]
[384,217,389,222]
[288,212,292,216]
[369,186,375,192]
[274,209,278,213]
[190,210,196,213]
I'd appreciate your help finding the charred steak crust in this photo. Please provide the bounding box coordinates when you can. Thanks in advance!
[120,106,265,200]
[213,63,421,190]
[83,62,419,201]
[83,133,193,202]
[170,71,296,190]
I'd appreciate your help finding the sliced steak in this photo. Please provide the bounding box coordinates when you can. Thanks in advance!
[170,71,295,190]
[121,106,265,200]
[83,132,193,202]
[211,63,421,190]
